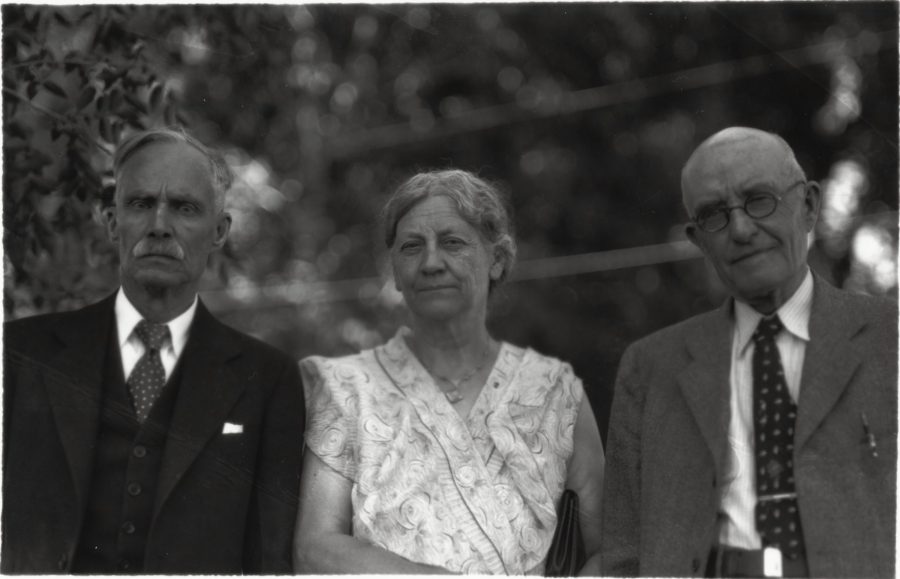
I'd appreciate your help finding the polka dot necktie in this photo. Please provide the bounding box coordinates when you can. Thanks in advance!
[128,320,170,423]
[752,315,805,560]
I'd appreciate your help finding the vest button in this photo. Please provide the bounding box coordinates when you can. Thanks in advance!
[127,482,142,496]
[121,521,136,535]
[132,445,147,458]
[118,559,131,571]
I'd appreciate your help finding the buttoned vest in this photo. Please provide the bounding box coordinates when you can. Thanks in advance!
[72,334,184,573]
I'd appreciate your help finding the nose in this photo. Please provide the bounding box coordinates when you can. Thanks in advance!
[420,244,445,274]
[148,203,172,237]
[727,208,758,242]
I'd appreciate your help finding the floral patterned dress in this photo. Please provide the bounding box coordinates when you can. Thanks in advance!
[301,327,584,574]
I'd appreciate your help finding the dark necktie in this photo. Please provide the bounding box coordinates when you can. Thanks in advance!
[752,315,804,560]
[128,320,170,423]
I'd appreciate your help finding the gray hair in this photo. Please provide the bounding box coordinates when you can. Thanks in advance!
[113,127,232,212]
[382,169,518,289]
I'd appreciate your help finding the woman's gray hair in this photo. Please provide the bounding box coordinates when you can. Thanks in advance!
[113,127,232,212]
[382,169,517,289]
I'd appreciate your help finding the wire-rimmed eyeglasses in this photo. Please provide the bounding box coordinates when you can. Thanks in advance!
[692,181,807,233]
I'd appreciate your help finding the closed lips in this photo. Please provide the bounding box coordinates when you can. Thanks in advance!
[732,248,772,264]
[138,250,179,259]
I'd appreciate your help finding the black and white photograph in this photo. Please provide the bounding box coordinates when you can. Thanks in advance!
[2,2,897,576]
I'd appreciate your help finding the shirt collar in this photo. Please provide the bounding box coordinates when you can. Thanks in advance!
[734,269,813,356]
[115,288,198,356]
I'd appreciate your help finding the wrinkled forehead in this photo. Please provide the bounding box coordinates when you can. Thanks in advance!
[681,134,795,209]
[116,141,216,198]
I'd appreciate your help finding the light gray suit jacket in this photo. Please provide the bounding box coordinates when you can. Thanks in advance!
[601,277,897,577]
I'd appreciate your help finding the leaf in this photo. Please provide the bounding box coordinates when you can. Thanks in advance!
[100,183,116,207]
[123,91,148,114]
[6,181,27,204]
[81,166,102,189]
[129,40,145,57]
[99,67,118,84]
[59,163,77,181]
[52,11,72,26]
[111,120,123,143]
[30,175,56,194]
[99,117,113,142]
[4,28,31,50]
[43,80,67,99]
[76,86,96,110]
[4,140,27,155]
[7,121,29,140]
[28,150,54,171]
[108,86,122,109]
[68,149,91,171]
[125,116,146,130]
[148,83,163,110]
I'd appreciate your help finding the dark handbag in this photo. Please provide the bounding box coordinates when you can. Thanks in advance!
[545,489,585,576]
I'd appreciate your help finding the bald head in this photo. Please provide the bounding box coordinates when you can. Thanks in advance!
[680,126,820,313]
[681,127,806,214]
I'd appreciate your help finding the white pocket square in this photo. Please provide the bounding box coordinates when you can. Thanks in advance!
[222,422,243,435]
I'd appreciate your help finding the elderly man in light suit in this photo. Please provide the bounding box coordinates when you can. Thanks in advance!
[3,128,304,573]
[600,127,896,578]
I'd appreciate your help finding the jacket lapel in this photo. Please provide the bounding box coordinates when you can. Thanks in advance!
[44,294,116,511]
[155,300,246,514]
[676,302,733,477]
[794,278,865,451]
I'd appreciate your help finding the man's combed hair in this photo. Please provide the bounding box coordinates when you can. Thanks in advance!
[113,127,232,212]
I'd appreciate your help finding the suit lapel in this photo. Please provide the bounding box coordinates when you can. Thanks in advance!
[795,278,864,451]
[44,294,116,510]
[155,300,246,514]
[676,303,733,476]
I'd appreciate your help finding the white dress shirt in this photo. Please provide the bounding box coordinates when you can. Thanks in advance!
[115,289,197,381]
[718,270,813,549]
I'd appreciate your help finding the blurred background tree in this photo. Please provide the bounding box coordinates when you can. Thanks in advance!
[4,3,897,438]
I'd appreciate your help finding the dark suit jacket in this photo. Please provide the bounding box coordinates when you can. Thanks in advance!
[601,277,897,577]
[2,293,304,573]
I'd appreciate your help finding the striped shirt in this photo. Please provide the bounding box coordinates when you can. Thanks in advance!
[718,270,813,549]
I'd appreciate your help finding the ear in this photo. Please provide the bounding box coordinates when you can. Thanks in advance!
[104,205,119,242]
[212,212,232,249]
[801,181,821,232]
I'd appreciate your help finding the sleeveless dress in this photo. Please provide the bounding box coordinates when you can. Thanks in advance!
[301,327,584,574]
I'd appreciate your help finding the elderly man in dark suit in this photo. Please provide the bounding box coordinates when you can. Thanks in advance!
[600,127,896,578]
[3,128,304,573]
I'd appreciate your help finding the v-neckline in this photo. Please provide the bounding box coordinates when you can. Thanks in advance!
[396,328,509,421]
